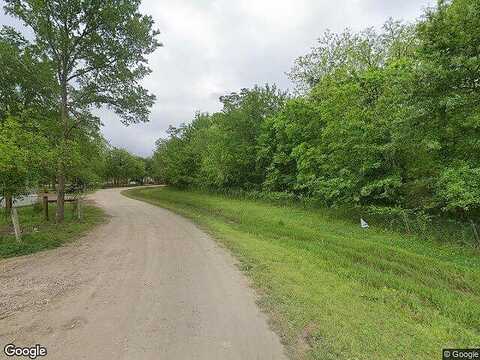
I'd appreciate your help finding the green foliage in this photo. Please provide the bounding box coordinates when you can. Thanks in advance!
[153,86,287,189]
[0,28,58,198]
[153,0,480,222]
[61,130,109,189]
[3,0,160,220]
[3,0,160,124]
[437,163,480,213]
[201,86,287,189]
[0,0,158,195]
[287,19,417,94]
[0,27,57,120]
[104,148,146,185]
[0,116,51,197]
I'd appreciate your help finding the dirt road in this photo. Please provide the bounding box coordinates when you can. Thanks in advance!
[0,188,287,359]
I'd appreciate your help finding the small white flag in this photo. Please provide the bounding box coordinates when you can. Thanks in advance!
[360,218,369,229]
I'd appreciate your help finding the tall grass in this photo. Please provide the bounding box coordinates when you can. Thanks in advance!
[181,186,480,248]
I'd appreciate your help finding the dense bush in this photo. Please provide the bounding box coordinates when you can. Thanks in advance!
[152,0,480,231]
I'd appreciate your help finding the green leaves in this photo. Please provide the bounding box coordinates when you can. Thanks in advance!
[3,0,159,123]
[287,20,416,94]
[104,148,146,185]
[437,164,480,213]
[152,86,287,189]
[2,0,160,220]
[0,116,51,197]
[152,0,479,218]
[0,27,57,120]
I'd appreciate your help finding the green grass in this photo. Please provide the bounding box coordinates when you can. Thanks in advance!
[0,201,106,259]
[124,186,480,360]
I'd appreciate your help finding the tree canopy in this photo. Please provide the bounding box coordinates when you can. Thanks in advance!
[3,0,160,220]
[152,0,480,220]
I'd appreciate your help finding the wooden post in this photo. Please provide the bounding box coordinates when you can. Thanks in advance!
[402,212,411,233]
[11,208,21,242]
[76,198,82,220]
[4,195,12,219]
[43,195,49,221]
[470,220,480,247]
[6,195,12,211]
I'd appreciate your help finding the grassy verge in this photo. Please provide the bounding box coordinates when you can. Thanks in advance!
[0,201,106,259]
[124,186,480,360]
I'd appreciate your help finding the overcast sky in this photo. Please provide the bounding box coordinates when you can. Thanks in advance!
[1,0,435,157]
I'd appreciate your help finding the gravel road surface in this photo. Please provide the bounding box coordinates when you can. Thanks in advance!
[0,188,286,359]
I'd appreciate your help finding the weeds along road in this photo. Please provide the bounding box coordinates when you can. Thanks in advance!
[0,188,286,360]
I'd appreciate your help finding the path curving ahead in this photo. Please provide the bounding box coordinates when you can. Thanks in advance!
[0,188,287,360]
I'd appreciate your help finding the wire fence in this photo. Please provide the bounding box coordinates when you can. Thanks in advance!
[188,187,480,249]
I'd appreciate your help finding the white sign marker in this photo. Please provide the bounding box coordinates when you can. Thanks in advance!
[360,218,369,229]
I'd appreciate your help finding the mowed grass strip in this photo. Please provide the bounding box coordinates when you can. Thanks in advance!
[0,202,106,259]
[124,187,480,360]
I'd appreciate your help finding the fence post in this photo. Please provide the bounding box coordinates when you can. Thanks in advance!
[76,198,82,220]
[402,211,411,234]
[43,195,49,221]
[4,195,12,220]
[11,208,21,242]
[470,220,480,247]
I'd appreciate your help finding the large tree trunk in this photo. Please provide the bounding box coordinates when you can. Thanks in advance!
[56,79,68,223]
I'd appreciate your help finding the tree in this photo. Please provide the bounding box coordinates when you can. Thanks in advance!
[64,128,109,190]
[0,116,51,215]
[199,86,287,189]
[0,27,57,213]
[152,124,202,188]
[105,148,130,186]
[288,20,416,94]
[143,156,155,183]
[4,0,160,221]
[412,0,480,213]
[104,148,146,186]
[129,156,146,184]
[151,0,480,221]
[258,98,323,194]
[0,26,57,121]
[151,86,287,190]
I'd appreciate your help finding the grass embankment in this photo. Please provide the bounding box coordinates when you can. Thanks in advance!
[125,186,480,360]
[0,202,106,259]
